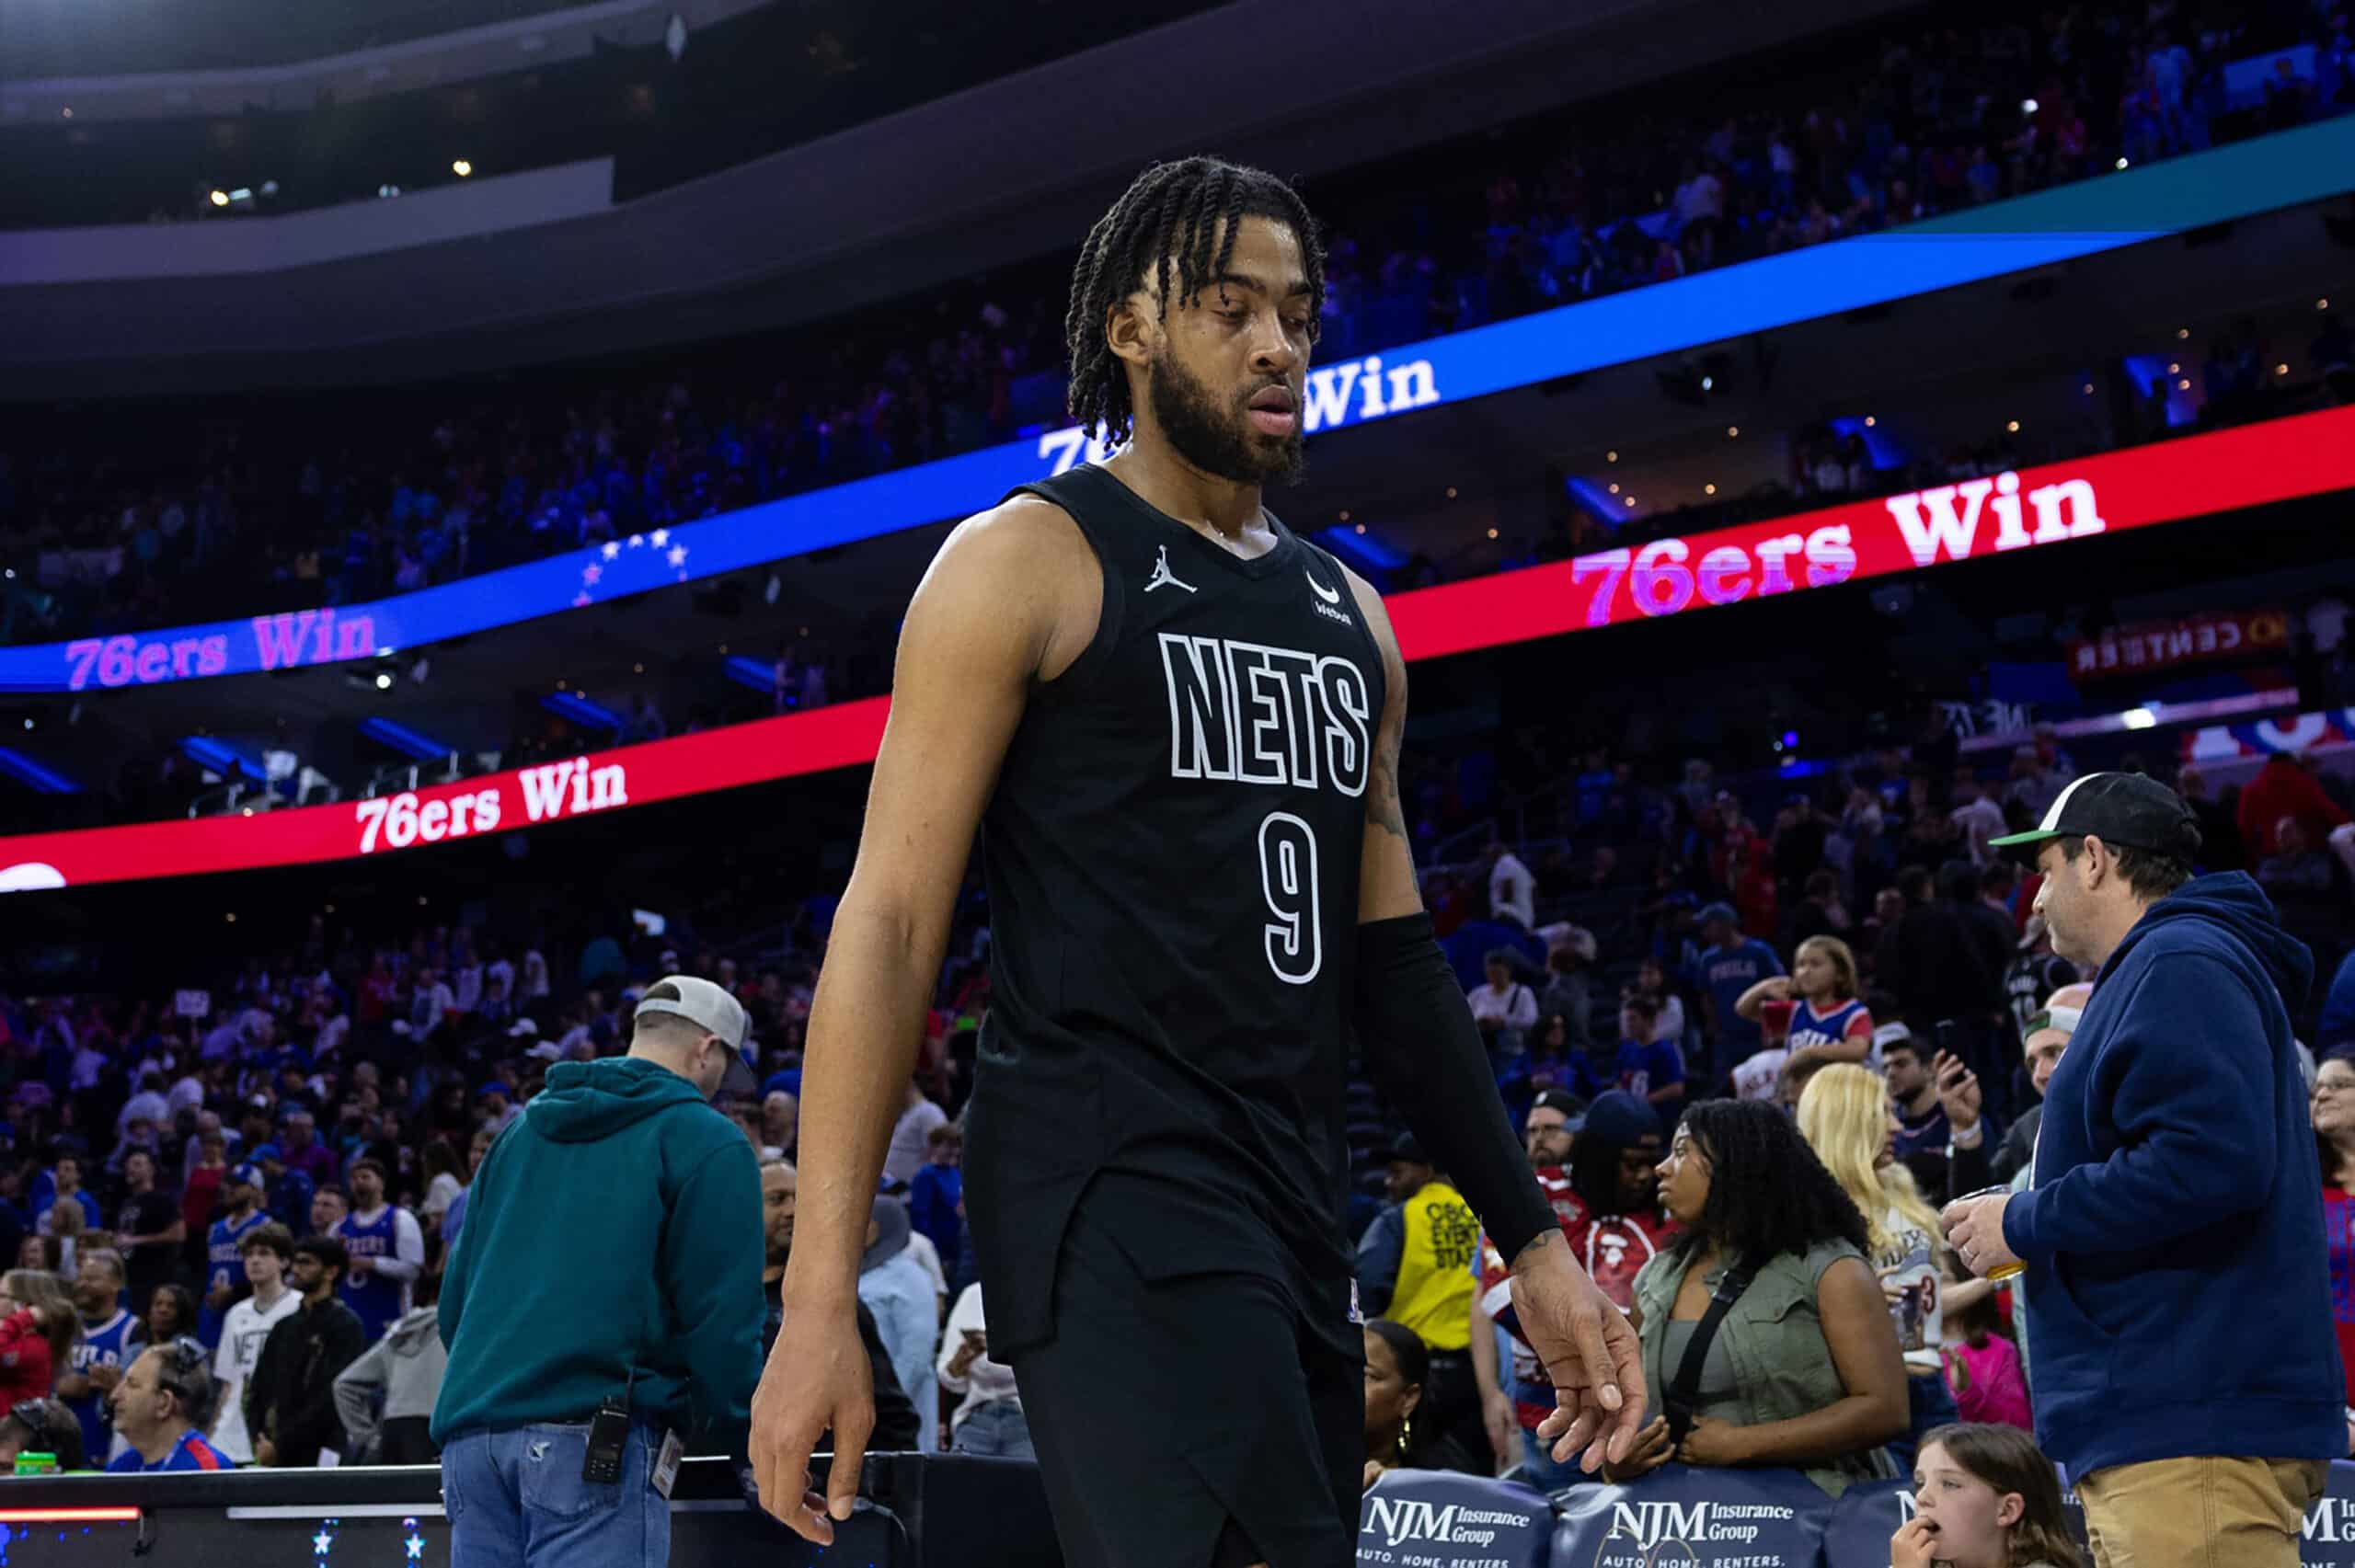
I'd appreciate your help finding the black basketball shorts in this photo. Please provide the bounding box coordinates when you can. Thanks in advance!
[1006,1186,1362,1568]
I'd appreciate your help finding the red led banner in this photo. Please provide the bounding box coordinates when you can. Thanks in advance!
[4,406,2351,893]
[1384,405,2355,660]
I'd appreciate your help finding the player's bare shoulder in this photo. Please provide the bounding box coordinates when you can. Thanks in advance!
[910,492,1102,683]
[1338,562,1406,693]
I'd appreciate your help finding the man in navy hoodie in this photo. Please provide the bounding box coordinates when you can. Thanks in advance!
[1945,772,2341,1568]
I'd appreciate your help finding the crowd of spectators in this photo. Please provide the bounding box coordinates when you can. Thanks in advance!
[6,696,2353,1502]
[5,0,2349,646]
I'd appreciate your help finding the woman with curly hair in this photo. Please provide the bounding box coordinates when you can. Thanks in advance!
[1608,1099,1907,1494]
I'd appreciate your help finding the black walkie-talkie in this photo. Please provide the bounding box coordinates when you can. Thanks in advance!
[585,1365,634,1485]
[583,1394,630,1484]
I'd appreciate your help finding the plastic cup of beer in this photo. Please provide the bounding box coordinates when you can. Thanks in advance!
[1956,1185,2026,1281]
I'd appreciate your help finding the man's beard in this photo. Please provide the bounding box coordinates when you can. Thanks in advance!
[1145,347,1304,485]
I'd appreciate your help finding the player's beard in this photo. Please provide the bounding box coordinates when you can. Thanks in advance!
[1145,346,1304,486]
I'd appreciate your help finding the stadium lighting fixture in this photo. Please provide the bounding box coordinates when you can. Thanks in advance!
[1863,416,1876,427]
[453,159,473,177]
[1605,451,1617,463]
[1608,483,1620,494]
[1705,484,1717,496]
[1726,426,1740,438]
[374,672,393,691]
[2021,98,2039,115]
[209,189,229,207]
[2006,419,2021,432]
[2121,707,2157,730]
[2115,157,2130,170]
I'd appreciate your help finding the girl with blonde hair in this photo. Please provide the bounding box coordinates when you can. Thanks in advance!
[1798,1062,1955,1464]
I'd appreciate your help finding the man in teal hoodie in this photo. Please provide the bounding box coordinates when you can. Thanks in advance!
[1947,773,2342,1568]
[433,976,764,1568]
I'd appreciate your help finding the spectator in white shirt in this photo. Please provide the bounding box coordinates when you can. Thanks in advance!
[937,1282,1030,1458]
[116,1074,170,1142]
[213,1223,301,1464]
[167,1070,207,1122]
[408,969,456,1042]
[1949,769,2009,867]
[882,1081,948,1191]
[1467,952,1540,1056]
[1488,841,1537,932]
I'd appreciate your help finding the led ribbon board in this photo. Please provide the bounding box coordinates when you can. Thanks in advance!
[2,406,2349,892]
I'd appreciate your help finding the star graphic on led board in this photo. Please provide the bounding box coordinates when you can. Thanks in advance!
[312,1528,334,1554]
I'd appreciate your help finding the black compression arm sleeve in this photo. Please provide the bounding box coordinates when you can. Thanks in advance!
[1354,911,1556,1264]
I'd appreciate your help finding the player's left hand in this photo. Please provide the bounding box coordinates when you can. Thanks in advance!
[1940,1191,2020,1278]
[1509,1231,1648,1471]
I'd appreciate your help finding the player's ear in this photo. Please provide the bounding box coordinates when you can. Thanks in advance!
[1104,289,1155,373]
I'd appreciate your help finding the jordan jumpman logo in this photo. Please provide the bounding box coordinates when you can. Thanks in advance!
[1144,544,1196,594]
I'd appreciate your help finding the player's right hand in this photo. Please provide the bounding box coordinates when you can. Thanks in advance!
[749,1295,873,1542]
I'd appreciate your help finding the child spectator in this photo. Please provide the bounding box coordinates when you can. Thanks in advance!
[908,1123,963,1282]
[1892,1424,2086,1568]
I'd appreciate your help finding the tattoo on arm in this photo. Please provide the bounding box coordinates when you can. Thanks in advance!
[1367,632,1409,843]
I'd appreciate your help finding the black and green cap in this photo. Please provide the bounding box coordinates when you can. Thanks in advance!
[1989,771,2200,864]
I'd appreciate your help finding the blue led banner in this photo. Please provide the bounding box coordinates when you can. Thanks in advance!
[6,115,2349,695]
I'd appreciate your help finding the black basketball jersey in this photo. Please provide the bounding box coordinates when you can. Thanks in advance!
[962,462,1387,1358]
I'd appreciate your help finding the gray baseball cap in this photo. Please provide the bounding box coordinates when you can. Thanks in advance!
[635,976,756,1095]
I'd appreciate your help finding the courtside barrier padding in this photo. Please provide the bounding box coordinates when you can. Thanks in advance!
[1357,1459,2355,1568]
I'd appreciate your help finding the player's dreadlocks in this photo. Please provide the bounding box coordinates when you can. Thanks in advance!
[1063,156,1326,444]
[1666,1099,1872,1268]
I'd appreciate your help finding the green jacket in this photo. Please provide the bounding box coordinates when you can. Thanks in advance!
[1630,1239,1898,1497]
[431,1058,764,1447]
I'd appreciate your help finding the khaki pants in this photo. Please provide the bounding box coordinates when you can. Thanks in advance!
[2077,1456,2327,1568]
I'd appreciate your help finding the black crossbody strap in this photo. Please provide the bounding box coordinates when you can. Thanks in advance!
[1662,1259,1754,1447]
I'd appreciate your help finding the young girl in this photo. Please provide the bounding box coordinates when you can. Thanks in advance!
[1735,934,1875,1075]
[1892,1423,2086,1568]
[1940,1270,2031,1431]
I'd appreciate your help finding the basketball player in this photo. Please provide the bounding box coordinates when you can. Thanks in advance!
[750,157,1644,1568]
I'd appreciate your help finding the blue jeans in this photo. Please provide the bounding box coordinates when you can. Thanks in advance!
[442,1422,667,1568]
[949,1399,1035,1460]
